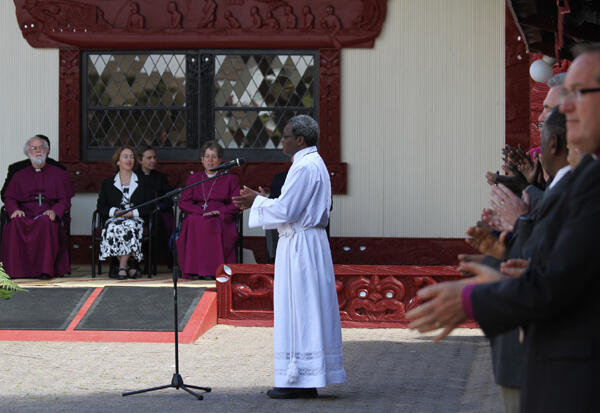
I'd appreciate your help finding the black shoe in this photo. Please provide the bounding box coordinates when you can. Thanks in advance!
[266,387,318,399]
[127,268,140,279]
[117,267,128,280]
[39,273,51,280]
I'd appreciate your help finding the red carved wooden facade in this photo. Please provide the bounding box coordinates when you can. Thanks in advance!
[216,264,477,328]
[14,0,389,194]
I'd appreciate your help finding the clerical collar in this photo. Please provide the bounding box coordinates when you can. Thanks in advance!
[205,171,217,178]
[292,146,317,163]
[35,168,42,172]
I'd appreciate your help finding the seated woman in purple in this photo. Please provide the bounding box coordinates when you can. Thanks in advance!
[97,146,152,279]
[177,141,240,279]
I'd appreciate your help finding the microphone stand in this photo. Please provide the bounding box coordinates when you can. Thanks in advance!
[121,169,230,400]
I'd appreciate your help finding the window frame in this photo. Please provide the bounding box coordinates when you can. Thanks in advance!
[81,49,319,162]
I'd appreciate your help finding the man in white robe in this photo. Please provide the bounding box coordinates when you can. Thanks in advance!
[233,115,346,399]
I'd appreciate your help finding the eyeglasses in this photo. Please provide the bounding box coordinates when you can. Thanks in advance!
[559,87,600,103]
[202,155,220,160]
[29,145,47,152]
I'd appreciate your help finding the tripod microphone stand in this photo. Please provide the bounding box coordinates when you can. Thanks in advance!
[120,170,230,400]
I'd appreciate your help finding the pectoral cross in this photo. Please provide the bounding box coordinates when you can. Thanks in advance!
[36,193,44,207]
[202,202,208,211]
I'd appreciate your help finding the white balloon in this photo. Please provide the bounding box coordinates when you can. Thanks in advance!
[529,59,553,83]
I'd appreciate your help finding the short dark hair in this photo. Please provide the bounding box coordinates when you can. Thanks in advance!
[571,42,600,83]
[541,107,567,153]
[137,144,155,159]
[287,115,319,147]
[199,140,224,159]
[111,145,138,173]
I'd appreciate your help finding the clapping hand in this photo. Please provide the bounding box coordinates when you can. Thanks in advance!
[232,185,267,210]
[465,223,508,259]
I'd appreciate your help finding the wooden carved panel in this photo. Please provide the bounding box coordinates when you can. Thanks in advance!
[15,1,388,50]
[58,49,80,162]
[216,264,477,328]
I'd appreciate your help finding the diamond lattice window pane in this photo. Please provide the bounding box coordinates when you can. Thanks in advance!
[87,109,187,148]
[87,54,186,108]
[214,54,314,109]
[215,110,313,150]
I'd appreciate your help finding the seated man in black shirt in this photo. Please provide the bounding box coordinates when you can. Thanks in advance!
[136,144,174,267]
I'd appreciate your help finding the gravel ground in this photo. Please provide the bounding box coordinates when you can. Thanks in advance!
[0,326,501,413]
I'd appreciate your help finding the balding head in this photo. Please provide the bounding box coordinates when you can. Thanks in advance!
[559,47,600,155]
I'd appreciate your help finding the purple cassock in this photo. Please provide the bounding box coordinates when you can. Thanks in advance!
[1,164,73,278]
[176,171,240,278]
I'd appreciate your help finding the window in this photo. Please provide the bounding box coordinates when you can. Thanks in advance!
[82,50,318,161]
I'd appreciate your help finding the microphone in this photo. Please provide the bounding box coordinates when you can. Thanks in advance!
[209,157,246,172]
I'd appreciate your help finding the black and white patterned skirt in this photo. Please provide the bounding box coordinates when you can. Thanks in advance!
[99,217,144,261]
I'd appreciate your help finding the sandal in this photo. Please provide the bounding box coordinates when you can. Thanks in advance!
[128,268,140,279]
[117,267,128,280]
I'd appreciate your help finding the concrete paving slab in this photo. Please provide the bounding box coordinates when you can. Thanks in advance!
[0,326,501,413]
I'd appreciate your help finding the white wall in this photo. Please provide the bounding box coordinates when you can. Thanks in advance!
[1,1,505,238]
[0,3,58,189]
[332,0,505,237]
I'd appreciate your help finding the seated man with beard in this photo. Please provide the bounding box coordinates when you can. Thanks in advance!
[0,135,73,279]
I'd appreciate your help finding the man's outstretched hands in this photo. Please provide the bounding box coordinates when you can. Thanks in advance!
[232,185,267,210]
[406,262,506,342]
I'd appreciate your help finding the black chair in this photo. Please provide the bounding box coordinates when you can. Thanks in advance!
[91,209,158,278]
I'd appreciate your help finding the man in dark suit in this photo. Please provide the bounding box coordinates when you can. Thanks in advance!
[406,45,600,412]
[1,134,66,202]
[135,144,174,267]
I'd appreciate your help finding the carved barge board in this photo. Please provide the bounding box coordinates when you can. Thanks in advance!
[216,264,477,328]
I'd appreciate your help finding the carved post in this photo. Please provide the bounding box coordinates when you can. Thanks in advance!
[59,49,80,162]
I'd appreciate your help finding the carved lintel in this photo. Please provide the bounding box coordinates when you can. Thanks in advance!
[15,1,388,49]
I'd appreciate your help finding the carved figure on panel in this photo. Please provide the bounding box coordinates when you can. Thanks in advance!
[250,6,263,29]
[198,0,217,29]
[167,2,183,29]
[353,0,382,30]
[127,2,145,29]
[95,8,112,29]
[343,275,406,321]
[302,5,314,29]
[263,10,280,30]
[321,5,342,32]
[283,6,296,29]
[224,10,241,29]
[406,276,436,311]
[232,274,274,298]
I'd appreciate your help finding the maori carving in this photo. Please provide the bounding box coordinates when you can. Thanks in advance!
[264,10,280,30]
[283,6,297,29]
[224,10,242,29]
[250,7,263,29]
[321,5,342,32]
[198,0,217,29]
[59,50,80,163]
[126,2,145,30]
[232,274,274,298]
[342,275,406,321]
[406,277,436,311]
[353,0,384,31]
[302,5,315,29]
[167,2,183,30]
[319,49,341,162]
[16,1,388,48]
